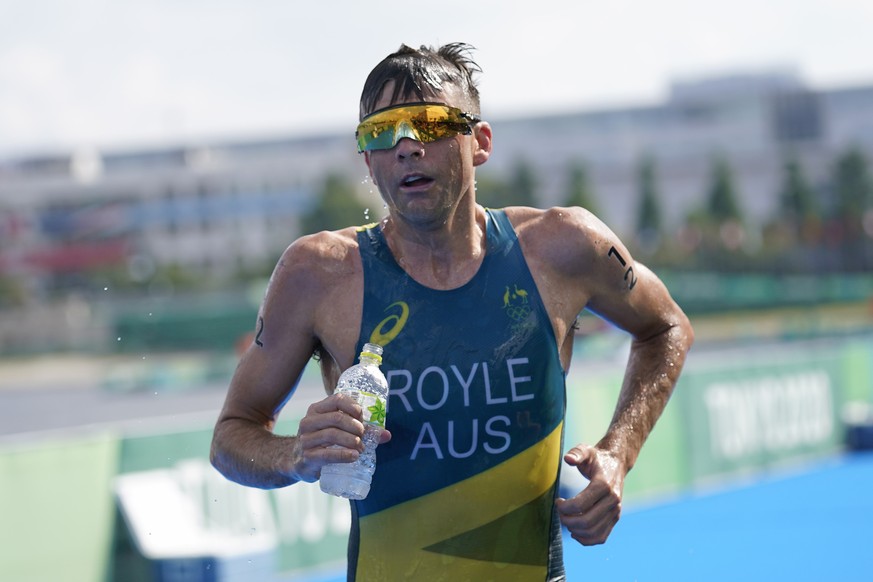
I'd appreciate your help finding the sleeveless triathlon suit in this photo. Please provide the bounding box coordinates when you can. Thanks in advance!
[350,209,567,581]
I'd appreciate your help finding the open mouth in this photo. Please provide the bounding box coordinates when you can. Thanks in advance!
[400,174,434,189]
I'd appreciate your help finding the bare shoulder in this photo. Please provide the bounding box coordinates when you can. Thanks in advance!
[504,206,616,276]
[260,227,363,368]
[272,227,362,289]
[505,206,690,342]
[267,226,363,320]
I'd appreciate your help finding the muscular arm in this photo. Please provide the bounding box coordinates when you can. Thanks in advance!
[587,257,693,474]
[514,206,693,545]
[573,214,693,543]
[210,231,371,489]
[561,254,692,544]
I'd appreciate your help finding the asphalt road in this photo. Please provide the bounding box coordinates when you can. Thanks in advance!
[0,383,228,438]
[0,353,326,440]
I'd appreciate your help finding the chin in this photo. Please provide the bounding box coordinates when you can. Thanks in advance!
[398,208,451,230]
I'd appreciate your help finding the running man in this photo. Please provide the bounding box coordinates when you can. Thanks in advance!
[211,43,694,581]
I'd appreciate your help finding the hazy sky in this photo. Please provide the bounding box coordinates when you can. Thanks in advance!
[2,0,872,158]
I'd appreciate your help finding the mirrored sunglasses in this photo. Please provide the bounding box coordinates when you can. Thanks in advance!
[356,102,480,153]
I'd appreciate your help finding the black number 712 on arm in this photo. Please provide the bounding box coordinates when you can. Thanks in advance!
[608,246,638,290]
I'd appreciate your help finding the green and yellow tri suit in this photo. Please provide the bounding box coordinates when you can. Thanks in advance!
[350,209,567,581]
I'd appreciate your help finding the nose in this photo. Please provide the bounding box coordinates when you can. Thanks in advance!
[395,137,425,160]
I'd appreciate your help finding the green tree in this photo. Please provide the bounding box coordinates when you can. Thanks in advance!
[0,275,26,307]
[690,156,750,269]
[300,173,370,234]
[761,157,821,272]
[831,148,872,239]
[505,158,539,207]
[780,157,818,223]
[829,148,873,269]
[707,156,744,223]
[562,161,598,214]
[636,156,663,248]
[473,172,510,209]
[778,156,822,250]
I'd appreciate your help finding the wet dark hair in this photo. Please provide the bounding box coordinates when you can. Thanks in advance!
[359,42,482,119]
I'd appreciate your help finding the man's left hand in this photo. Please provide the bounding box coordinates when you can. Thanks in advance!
[555,444,626,546]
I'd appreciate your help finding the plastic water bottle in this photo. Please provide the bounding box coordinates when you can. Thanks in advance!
[319,343,388,500]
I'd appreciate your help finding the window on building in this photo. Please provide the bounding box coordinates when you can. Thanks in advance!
[771,91,824,143]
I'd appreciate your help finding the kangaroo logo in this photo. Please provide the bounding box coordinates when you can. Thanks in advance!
[502,284,531,322]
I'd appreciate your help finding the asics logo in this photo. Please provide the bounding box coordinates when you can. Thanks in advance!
[369,301,409,346]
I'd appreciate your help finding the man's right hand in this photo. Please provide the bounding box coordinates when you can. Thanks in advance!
[289,393,392,482]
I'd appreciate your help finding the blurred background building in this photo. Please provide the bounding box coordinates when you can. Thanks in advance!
[2,69,873,355]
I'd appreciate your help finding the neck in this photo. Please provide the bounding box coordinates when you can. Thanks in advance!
[382,202,487,290]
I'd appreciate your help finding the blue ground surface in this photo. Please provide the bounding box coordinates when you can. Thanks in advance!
[566,452,873,581]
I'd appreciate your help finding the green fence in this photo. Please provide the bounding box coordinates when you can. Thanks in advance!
[113,304,257,354]
[680,347,845,484]
[562,335,871,503]
[106,274,873,353]
[0,432,119,582]
[662,272,873,314]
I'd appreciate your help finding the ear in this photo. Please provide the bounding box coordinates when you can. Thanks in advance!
[472,122,492,167]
